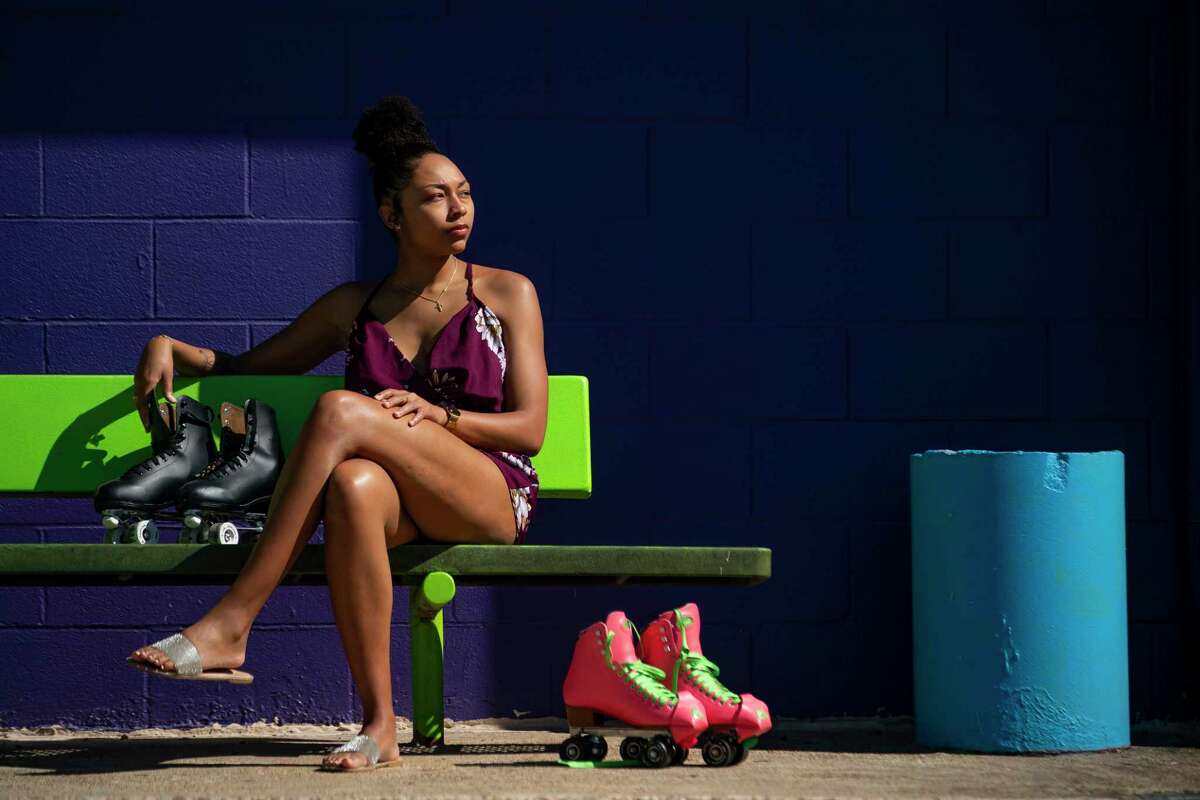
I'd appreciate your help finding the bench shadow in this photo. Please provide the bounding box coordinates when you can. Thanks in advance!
[0,737,559,776]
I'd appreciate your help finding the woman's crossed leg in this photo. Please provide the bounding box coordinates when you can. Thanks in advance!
[127,389,517,765]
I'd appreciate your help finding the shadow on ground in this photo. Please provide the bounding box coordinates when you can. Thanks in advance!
[1,719,1197,777]
[0,737,559,777]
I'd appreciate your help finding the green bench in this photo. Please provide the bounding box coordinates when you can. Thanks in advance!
[0,374,772,744]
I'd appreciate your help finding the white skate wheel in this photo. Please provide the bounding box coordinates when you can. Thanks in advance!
[215,522,239,545]
[130,519,159,545]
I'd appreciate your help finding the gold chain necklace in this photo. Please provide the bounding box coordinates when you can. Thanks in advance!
[390,259,459,312]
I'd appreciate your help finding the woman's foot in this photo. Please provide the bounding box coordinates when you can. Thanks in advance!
[321,718,400,771]
[128,615,248,674]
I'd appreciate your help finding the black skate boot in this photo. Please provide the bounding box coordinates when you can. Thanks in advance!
[175,398,285,545]
[93,395,217,544]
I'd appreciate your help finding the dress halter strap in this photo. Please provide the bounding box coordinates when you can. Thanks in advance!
[356,277,387,320]
[465,260,476,302]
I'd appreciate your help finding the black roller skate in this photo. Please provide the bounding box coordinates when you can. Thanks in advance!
[175,398,285,545]
[94,395,217,544]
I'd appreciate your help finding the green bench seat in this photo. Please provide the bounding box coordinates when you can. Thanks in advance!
[0,374,772,744]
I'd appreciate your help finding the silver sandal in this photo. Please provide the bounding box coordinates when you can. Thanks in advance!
[126,632,254,684]
[320,733,401,772]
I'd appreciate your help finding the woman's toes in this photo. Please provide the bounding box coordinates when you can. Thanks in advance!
[326,752,363,770]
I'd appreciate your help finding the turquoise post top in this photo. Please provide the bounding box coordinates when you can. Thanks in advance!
[910,450,1129,753]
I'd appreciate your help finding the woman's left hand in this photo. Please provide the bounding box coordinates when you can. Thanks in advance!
[373,388,446,427]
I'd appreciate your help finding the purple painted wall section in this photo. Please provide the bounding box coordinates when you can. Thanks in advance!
[0,0,1191,728]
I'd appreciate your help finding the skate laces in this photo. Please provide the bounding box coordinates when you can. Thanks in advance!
[198,424,250,480]
[127,429,187,477]
[603,626,676,707]
[621,659,675,707]
[208,448,250,479]
[672,610,739,704]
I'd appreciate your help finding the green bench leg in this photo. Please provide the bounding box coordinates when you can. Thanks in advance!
[408,571,457,747]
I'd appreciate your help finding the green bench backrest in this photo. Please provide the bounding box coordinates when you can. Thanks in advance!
[0,375,591,499]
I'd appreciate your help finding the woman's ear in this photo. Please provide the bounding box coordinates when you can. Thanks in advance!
[379,205,401,232]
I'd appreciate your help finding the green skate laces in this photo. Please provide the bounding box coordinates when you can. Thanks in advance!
[670,610,740,705]
[603,623,676,708]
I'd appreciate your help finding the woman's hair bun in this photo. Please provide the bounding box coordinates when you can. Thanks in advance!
[352,95,437,169]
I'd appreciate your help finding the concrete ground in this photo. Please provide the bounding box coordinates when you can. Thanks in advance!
[1,716,1198,799]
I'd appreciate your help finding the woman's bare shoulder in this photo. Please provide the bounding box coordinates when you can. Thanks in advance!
[472,263,537,305]
[307,280,377,345]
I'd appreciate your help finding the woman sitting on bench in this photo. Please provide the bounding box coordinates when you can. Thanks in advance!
[125,95,548,772]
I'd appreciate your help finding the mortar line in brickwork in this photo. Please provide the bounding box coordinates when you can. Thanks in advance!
[845,329,852,419]
[747,219,753,321]
[1144,21,1151,121]
[151,222,157,318]
[744,15,751,119]
[645,324,652,412]
[1044,127,1051,217]
[543,18,551,106]
[38,133,44,215]
[944,224,950,320]
[844,129,851,218]
[943,25,949,117]
[1044,321,1051,415]
[645,126,652,219]
[244,131,250,216]
[342,23,351,119]
[1144,220,1151,320]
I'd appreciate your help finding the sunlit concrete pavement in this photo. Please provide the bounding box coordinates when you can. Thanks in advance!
[1,717,1199,799]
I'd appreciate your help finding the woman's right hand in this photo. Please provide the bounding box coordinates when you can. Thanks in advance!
[134,334,178,432]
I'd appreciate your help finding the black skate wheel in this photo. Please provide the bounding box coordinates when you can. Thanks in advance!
[732,739,749,764]
[582,734,607,762]
[559,736,585,762]
[619,737,645,762]
[701,732,736,767]
[653,734,684,765]
[640,738,670,769]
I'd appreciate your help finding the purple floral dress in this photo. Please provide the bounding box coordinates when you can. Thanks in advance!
[343,262,538,543]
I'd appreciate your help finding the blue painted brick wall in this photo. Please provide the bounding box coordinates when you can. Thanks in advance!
[0,0,1185,728]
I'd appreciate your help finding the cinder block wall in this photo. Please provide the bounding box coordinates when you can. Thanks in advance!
[0,0,1184,728]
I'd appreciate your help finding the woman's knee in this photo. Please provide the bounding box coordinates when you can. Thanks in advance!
[311,389,375,432]
[324,459,398,536]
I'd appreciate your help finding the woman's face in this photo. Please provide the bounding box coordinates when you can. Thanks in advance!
[382,153,473,256]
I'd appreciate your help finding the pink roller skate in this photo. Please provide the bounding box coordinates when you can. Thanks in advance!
[640,602,771,766]
[561,610,708,768]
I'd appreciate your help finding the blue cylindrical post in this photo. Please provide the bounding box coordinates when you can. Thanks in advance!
[910,450,1129,753]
